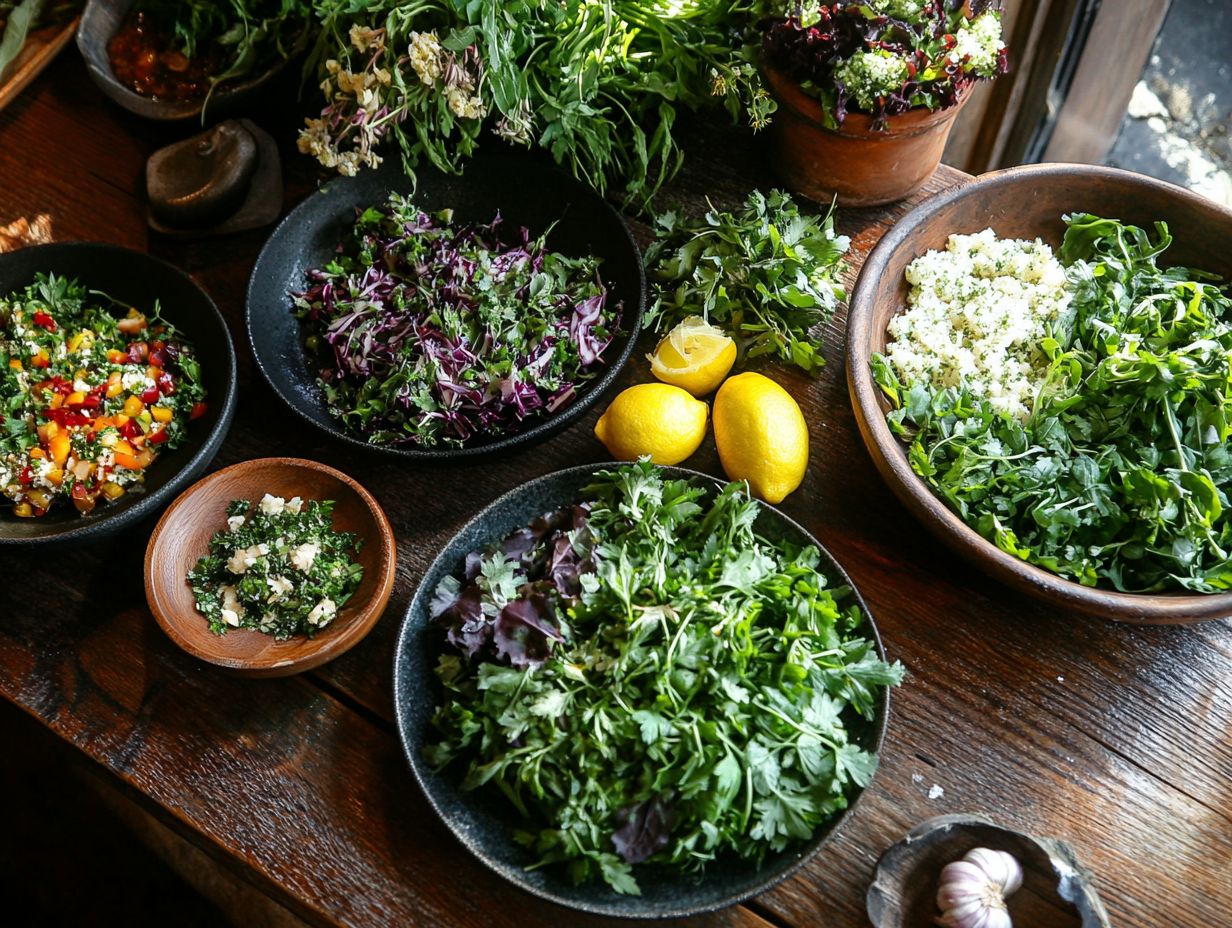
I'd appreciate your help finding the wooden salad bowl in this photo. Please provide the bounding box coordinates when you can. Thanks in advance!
[145,457,397,676]
[847,162,1232,624]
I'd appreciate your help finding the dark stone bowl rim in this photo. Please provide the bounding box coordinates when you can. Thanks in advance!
[244,157,645,461]
[393,462,892,919]
[0,241,237,546]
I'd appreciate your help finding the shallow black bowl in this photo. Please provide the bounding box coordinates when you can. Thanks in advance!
[246,156,644,460]
[0,243,236,546]
[77,0,304,122]
[393,463,892,918]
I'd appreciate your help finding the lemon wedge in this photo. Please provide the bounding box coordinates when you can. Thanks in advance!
[648,316,737,397]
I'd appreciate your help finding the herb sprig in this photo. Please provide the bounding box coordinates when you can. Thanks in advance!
[427,462,902,893]
[874,213,1232,593]
[644,189,850,374]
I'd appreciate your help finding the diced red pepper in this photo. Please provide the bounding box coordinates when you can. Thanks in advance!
[119,418,143,439]
[140,385,161,404]
[149,346,169,368]
[156,371,175,396]
[46,408,91,427]
[77,393,102,410]
[18,466,32,486]
[31,311,56,333]
[189,401,208,420]
[30,354,50,369]
[47,376,73,395]
[147,426,170,445]
[126,341,148,364]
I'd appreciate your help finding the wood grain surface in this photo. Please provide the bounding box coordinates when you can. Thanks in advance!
[0,54,1228,928]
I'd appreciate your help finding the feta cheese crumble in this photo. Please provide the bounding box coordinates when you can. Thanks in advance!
[885,229,1073,421]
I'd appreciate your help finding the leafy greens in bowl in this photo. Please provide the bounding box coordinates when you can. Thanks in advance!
[247,156,643,461]
[394,462,900,917]
[848,162,1232,623]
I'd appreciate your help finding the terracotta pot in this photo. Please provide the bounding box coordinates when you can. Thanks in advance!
[764,63,970,207]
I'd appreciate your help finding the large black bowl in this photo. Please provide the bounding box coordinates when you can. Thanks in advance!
[246,157,645,460]
[0,243,236,546]
[393,463,892,918]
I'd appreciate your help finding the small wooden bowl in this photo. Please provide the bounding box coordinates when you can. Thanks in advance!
[848,162,1232,624]
[145,458,396,677]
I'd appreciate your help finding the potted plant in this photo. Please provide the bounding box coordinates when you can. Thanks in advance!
[761,1,1008,206]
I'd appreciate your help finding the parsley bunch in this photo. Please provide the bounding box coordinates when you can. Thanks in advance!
[874,214,1232,593]
[427,462,902,894]
[645,189,850,374]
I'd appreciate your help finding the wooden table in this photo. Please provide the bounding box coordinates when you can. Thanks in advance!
[1,54,1229,928]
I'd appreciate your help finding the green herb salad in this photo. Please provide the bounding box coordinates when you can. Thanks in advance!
[426,462,903,894]
[874,214,1232,593]
[188,493,363,639]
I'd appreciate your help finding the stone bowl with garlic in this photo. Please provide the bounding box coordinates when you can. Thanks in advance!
[865,814,1110,928]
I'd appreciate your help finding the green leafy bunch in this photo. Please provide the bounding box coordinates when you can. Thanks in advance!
[134,0,312,84]
[874,213,1232,593]
[303,0,776,205]
[426,461,902,893]
[645,189,849,374]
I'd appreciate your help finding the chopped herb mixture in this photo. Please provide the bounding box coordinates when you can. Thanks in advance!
[188,493,364,639]
[426,462,903,894]
[874,214,1232,593]
[0,273,207,518]
[645,190,849,375]
[292,194,620,448]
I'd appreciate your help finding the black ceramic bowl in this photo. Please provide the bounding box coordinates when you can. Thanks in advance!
[0,242,236,546]
[393,463,891,918]
[77,0,304,122]
[246,156,644,460]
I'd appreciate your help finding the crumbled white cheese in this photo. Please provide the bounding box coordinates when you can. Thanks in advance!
[885,228,1073,421]
[219,585,244,626]
[259,493,286,515]
[120,369,152,391]
[307,598,337,626]
[31,457,55,488]
[72,378,90,392]
[227,515,246,532]
[285,496,304,514]
[289,541,319,572]
[226,543,269,575]
[265,574,294,601]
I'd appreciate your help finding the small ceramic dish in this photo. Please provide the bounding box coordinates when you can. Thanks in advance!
[246,155,645,461]
[76,0,304,122]
[393,463,891,918]
[145,457,396,677]
[847,162,1232,624]
[0,242,236,546]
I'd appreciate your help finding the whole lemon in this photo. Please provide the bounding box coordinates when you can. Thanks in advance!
[648,316,737,397]
[594,383,708,465]
[713,372,808,503]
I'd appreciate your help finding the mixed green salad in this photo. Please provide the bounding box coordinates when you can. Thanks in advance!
[875,214,1232,593]
[189,494,364,639]
[426,462,903,893]
[0,0,79,78]
[292,193,619,448]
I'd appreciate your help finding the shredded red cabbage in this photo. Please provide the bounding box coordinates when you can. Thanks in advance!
[292,194,619,447]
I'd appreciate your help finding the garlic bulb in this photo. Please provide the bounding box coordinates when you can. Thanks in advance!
[935,847,1023,928]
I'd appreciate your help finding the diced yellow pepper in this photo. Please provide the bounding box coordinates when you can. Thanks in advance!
[106,372,123,397]
[101,482,125,500]
[151,405,173,423]
[8,358,21,371]
[66,391,87,406]
[49,432,71,466]
[122,395,144,418]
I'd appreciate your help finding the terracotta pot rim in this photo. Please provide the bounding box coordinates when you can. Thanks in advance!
[763,62,972,140]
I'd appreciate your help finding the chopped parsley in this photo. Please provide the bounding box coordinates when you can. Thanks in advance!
[426,462,903,894]
[188,494,364,639]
